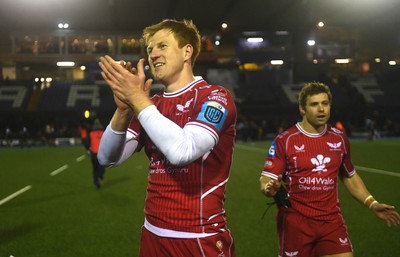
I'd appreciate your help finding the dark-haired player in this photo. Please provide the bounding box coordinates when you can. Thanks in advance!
[259,82,400,257]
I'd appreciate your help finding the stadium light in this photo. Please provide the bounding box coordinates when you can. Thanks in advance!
[57,61,75,67]
[58,23,69,29]
[307,40,316,46]
[270,60,284,65]
[247,37,264,43]
[335,59,351,64]
[84,110,90,119]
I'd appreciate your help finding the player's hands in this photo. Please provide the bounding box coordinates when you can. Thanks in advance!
[112,60,132,111]
[260,175,282,197]
[99,55,153,114]
[370,203,400,227]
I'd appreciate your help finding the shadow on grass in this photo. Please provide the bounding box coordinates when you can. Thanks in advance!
[100,176,133,189]
[0,222,40,244]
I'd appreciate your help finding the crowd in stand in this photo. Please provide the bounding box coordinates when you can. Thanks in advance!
[1,111,399,148]
[0,116,83,147]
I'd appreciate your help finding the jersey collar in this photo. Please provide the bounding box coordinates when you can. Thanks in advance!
[296,122,327,137]
[163,76,204,97]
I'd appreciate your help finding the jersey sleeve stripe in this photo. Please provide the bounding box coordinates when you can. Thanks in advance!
[127,128,139,139]
[261,171,279,180]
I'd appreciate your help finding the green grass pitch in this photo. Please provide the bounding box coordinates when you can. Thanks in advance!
[0,139,399,257]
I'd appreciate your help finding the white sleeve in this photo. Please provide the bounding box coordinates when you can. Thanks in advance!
[138,105,216,166]
[97,124,139,167]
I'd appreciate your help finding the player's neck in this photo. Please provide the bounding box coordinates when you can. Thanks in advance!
[164,66,195,93]
[300,120,325,134]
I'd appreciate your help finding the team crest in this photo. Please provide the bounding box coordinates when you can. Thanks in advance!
[284,251,299,256]
[327,142,342,149]
[176,98,194,112]
[311,154,331,172]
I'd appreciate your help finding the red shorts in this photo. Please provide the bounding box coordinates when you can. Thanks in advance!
[139,226,235,257]
[277,208,353,257]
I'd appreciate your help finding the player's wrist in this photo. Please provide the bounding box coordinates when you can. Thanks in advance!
[364,195,379,209]
[133,99,154,115]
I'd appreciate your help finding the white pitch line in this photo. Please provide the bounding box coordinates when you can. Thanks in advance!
[76,154,86,162]
[0,185,32,206]
[50,164,69,176]
[355,165,400,178]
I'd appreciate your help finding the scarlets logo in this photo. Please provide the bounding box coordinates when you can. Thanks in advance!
[284,251,299,256]
[327,142,342,149]
[176,98,194,112]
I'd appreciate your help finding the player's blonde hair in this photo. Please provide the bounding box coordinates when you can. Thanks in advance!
[143,19,201,67]
[298,82,332,109]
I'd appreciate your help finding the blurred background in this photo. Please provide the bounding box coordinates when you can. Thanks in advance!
[1,0,400,147]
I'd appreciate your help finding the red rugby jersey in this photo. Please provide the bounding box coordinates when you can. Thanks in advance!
[129,77,237,233]
[262,123,356,221]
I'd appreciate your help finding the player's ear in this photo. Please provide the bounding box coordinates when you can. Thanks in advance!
[184,44,193,62]
[299,105,305,116]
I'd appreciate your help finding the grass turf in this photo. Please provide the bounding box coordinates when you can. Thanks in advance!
[0,139,399,257]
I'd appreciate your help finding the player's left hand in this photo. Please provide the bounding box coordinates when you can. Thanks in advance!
[371,202,400,227]
[99,55,153,113]
[264,175,282,197]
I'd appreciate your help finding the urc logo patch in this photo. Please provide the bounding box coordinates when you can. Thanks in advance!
[197,101,228,130]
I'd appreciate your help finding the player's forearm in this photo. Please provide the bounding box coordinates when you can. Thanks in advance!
[110,108,134,132]
[343,173,372,204]
[97,124,139,167]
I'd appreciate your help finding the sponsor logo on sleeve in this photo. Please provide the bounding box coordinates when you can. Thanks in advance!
[264,160,275,170]
[268,141,277,158]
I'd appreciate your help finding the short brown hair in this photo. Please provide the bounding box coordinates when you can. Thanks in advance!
[298,82,332,109]
[143,19,201,66]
